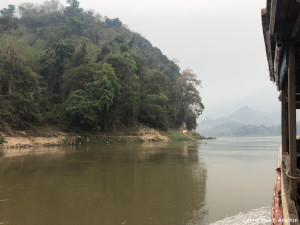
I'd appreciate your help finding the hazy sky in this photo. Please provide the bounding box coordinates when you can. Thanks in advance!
[0,0,272,107]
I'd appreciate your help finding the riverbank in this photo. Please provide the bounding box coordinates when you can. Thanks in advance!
[0,125,209,148]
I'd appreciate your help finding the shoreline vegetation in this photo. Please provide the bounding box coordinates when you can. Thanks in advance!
[0,125,215,149]
[0,0,205,143]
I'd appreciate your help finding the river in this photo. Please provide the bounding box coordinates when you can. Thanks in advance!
[0,136,280,225]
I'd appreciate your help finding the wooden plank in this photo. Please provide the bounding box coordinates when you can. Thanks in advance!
[279,49,287,89]
[282,152,290,170]
[270,0,278,35]
[278,0,293,32]
[261,10,275,81]
[281,91,288,153]
[288,39,297,200]
[266,30,275,80]
[292,11,300,38]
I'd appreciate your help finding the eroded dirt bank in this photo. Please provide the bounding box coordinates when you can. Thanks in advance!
[0,125,172,149]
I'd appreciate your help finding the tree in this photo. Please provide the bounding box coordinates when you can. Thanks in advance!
[55,39,75,72]
[64,0,94,36]
[53,39,75,94]
[141,69,168,95]
[62,90,98,130]
[0,5,17,34]
[38,0,63,15]
[0,44,38,97]
[139,94,169,130]
[62,61,98,96]
[74,37,88,66]
[18,3,42,29]
[138,69,169,129]
[62,63,120,130]
[0,44,40,128]
[85,62,121,113]
[103,18,122,28]
[0,5,15,17]
[101,42,141,126]
[172,69,204,130]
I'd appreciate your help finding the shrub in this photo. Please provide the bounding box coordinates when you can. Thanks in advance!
[0,133,5,144]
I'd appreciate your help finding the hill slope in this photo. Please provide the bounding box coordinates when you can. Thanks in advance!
[0,1,204,133]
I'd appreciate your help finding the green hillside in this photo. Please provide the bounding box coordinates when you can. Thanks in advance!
[0,0,204,133]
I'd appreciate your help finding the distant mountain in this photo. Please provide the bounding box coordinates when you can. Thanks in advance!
[225,107,280,126]
[197,106,281,137]
[199,85,280,121]
[200,123,281,137]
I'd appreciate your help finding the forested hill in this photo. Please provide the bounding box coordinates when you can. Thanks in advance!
[0,0,204,133]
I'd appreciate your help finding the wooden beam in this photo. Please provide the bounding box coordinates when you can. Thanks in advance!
[280,91,289,153]
[279,48,287,89]
[261,10,275,80]
[288,39,297,201]
[265,30,275,80]
[292,11,300,38]
[283,152,290,170]
[270,0,278,35]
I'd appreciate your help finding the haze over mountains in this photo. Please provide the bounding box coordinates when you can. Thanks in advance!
[197,107,281,137]
[200,85,280,120]
[197,85,284,137]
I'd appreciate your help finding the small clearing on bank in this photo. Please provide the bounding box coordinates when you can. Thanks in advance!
[137,125,169,142]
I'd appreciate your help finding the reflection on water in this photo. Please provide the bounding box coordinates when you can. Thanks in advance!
[0,142,207,225]
[0,137,281,225]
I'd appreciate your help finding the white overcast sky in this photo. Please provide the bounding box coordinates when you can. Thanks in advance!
[0,0,272,107]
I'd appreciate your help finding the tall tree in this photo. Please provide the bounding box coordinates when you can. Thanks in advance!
[172,69,204,130]
[0,44,40,128]
[0,5,17,34]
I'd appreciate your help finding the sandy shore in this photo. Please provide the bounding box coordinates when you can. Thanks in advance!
[1,135,79,148]
[0,125,171,149]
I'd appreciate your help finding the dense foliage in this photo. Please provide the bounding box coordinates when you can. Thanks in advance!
[0,0,204,132]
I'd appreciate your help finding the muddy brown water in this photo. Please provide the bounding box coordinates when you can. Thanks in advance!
[0,137,280,225]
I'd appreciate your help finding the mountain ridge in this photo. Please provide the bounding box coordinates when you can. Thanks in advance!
[200,85,280,121]
[197,106,281,137]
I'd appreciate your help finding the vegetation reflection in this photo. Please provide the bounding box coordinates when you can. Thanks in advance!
[0,143,207,225]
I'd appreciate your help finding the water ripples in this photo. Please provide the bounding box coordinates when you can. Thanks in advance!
[209,207,271,225]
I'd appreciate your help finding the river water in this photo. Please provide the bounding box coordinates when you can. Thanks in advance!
[0,137,280,225]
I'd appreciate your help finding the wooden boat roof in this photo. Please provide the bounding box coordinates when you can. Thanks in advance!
[261,0,300,92]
